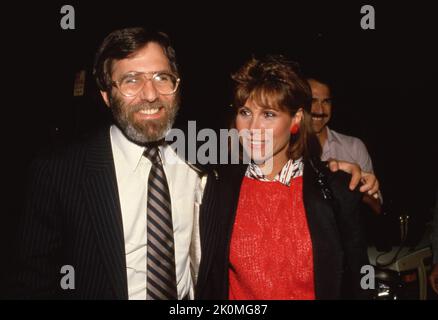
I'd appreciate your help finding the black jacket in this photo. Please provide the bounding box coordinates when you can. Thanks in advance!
[12,127,216,299]
[196,160,370,300]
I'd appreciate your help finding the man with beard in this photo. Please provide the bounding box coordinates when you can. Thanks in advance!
[12,27,209,300]
[12,28,379,300]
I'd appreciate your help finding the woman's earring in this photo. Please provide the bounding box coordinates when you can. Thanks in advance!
[290,124,300,135]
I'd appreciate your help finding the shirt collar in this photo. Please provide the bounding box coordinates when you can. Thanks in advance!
[326,126,341,144]
[110,125,186,172]
[110,125,148,172]
[245,157,304,186]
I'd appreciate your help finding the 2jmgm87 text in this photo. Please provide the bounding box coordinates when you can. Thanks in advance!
[169,304,268,318]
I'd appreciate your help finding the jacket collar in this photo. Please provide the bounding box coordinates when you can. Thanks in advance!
[83,127,129,299]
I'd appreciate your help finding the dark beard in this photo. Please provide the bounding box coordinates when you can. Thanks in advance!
[109,93,179,145]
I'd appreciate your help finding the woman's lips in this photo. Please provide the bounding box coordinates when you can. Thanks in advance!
[245,140,268,149]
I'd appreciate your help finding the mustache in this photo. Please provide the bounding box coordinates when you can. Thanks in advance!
[311,112,329,118]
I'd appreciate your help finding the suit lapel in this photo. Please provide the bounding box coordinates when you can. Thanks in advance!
[302,160,343,299]
[196,164,246,296]
[83,128,128,299]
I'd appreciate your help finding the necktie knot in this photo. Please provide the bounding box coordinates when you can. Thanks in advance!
[143,146,160,164]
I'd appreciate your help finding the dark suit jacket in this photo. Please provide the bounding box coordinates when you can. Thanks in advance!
[195,160,370,300]
[12,127,215,299]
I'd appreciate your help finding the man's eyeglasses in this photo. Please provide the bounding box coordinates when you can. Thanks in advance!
[311,97,332,107]
[112,71,180,97]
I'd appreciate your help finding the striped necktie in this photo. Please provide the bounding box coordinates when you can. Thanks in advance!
[144,146,178,300]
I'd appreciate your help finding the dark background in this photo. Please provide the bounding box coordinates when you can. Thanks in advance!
[1,1,437,294]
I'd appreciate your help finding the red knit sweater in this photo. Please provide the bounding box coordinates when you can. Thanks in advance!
[229,176,315,300]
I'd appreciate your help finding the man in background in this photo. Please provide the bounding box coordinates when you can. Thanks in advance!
[308,76,381,205]
[308,77,375,173]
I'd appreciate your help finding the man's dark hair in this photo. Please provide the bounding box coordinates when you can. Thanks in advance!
[304,71,340,99]
[305,74,332,93]
[93,27,178,92]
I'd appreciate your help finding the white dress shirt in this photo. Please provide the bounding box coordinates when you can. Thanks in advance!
[321,127,374,173]
[110,125,202,300]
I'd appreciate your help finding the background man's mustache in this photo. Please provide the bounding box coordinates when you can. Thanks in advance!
[311,113,329,118]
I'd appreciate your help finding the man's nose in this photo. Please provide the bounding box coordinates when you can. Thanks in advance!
[138,79,158,102]
[312,100,323,113]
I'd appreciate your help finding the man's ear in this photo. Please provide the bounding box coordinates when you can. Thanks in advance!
[100,91,110,107]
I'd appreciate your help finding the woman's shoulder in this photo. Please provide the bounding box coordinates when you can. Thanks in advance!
[205,164,248,199]
[304,158,361,204]
[327,169,353,190]
[327,170,363,206]
[215,164,247,183]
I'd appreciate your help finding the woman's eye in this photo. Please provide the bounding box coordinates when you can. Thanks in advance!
[239,109,251,116]
[264,111,276,118]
